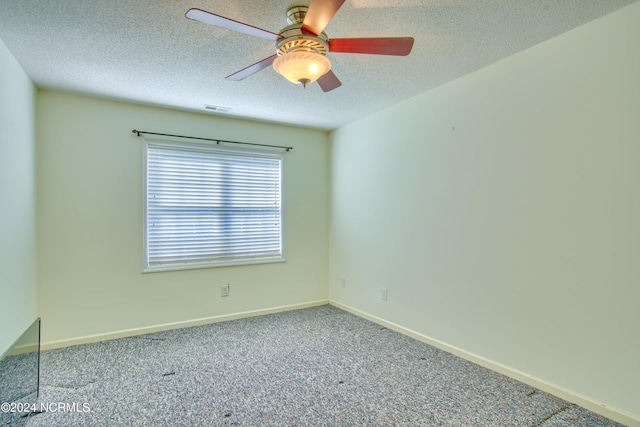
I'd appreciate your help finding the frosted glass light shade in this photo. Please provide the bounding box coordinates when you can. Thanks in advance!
[273,51,331,86]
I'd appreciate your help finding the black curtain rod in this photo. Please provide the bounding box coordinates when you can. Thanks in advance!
[131,129,293,152]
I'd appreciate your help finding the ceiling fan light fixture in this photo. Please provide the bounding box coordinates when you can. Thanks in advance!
[186,1,414,92]
[273,50,331,87]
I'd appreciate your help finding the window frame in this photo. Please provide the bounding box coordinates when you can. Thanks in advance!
[142,137,286,273]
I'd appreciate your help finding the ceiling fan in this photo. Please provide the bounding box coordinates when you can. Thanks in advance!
[185,0,414,92]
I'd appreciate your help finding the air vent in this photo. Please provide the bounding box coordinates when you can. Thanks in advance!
[203,104,232,113]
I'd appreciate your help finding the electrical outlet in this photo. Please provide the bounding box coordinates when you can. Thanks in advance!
[221,284,229,297]
[340,278,346,288]
[381,288,387,301]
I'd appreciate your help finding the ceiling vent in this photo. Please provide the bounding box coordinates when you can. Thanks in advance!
[203,104,232,113]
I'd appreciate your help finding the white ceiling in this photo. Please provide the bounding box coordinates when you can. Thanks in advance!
[0,0,636,130]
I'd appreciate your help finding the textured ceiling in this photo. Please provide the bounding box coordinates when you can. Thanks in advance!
[0,0,636,130]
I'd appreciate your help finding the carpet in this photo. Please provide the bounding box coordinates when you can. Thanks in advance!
[20,305,623,426]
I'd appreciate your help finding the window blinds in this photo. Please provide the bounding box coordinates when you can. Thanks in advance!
[144,139,284,271]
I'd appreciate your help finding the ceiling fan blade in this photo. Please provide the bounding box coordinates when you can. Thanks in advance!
[317,70,342,92]
[186,8,282,41]
[226,55,278,81]
[301,0,345,36]
[329,37,415,56]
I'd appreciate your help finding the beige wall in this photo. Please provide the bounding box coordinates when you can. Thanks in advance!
[0,39,37,355]
[36,92,329,344]
[330,2,640,419]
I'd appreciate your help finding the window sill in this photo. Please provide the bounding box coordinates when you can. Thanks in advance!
[142,256,286,273]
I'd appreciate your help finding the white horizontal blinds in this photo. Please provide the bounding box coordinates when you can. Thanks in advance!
[146,140,282,268]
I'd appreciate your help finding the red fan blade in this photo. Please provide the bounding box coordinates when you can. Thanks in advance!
[301,0,345,36]
[186,8,282,41]
[317,70,342,92]
[226,55,278,81]
[329,37,414,56]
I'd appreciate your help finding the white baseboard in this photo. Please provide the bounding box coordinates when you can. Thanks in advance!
[329,300,640,427]
[41,299,329,351]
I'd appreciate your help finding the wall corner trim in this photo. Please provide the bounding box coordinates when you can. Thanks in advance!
[329,300,640,427]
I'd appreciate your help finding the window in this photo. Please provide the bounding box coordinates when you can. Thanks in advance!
[143,138,284,272]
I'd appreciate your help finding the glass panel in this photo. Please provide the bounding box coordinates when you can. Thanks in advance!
[0,318,41,425]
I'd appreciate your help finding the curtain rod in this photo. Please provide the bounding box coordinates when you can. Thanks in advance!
[131,129,293,152]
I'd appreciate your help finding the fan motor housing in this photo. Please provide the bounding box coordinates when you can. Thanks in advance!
[277,6,329,56]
